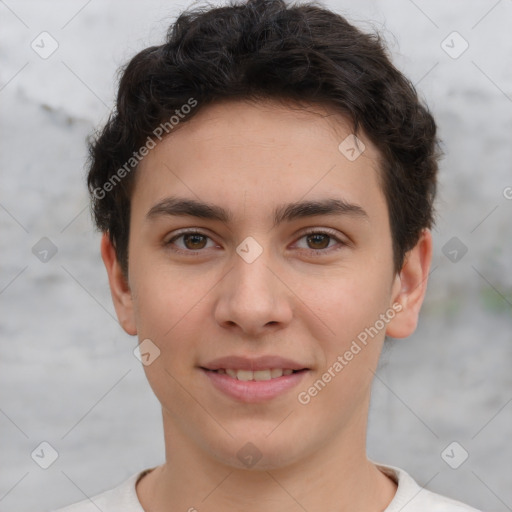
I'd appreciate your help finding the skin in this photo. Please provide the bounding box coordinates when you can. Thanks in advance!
[101,98,432,512]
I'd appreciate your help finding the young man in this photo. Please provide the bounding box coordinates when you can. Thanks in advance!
[55,0,481,510]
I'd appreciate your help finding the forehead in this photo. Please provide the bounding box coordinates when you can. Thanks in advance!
[132,98,386,227]
[147,98,372,156]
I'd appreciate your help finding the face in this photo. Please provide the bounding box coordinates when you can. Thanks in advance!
[103,98,431,470]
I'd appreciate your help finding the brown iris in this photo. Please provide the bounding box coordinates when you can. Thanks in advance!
[306,233,330,250]
[183,233,208,250]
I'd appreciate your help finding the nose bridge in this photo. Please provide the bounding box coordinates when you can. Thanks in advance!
[231,238,276,308]
[236,245,273,296]
[215,236,292,332]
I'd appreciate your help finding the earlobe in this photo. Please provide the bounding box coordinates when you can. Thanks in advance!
[100,233,137,336]
[385,229,433,339]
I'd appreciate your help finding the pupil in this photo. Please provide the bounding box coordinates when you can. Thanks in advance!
[308,233,329,249]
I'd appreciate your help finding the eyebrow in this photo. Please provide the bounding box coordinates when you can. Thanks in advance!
[146,196,369,227]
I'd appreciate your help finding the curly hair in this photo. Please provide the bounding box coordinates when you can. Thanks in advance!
[87,0,441,277]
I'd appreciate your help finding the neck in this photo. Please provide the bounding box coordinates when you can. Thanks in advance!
[136,409,397,512]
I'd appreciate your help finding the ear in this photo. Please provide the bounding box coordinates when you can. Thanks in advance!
[100,233,137,336]
[386,228,433,339]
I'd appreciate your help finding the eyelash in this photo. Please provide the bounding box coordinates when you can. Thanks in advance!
[164,228,347,256]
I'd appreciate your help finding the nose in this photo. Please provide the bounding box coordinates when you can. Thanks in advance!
[213,245,293,337]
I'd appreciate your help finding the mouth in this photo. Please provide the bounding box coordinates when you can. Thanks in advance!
[199,355,310,402]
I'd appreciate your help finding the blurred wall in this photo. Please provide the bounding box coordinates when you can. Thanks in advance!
[0,1,511,511]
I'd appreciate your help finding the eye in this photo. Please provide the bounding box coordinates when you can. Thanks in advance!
[294,229,347,253]
[165,230,217,254]
[165,228,348,256]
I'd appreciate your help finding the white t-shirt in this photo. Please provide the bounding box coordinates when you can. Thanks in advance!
[52,463,482,512]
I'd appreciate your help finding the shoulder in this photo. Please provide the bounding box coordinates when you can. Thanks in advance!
[50,470,150,512]
[375,463,483,512]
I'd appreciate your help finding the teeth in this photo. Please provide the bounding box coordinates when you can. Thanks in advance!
[216,368,297,381]
[253,370,272,381]
[236,369,253,381]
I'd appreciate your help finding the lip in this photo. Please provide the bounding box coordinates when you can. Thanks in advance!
[201,367,309,403]
[201,355,308,372]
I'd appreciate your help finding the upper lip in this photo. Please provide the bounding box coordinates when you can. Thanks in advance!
[201,355,309,371]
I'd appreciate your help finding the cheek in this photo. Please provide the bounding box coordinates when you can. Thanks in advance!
[298,276,388,416]
[130,253,205,337]
[305,269,391,337]
[131,271,205,402]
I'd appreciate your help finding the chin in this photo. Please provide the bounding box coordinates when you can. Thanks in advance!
[206,429,311,472]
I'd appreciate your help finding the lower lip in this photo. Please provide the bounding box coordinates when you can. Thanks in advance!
[201,369,308,403]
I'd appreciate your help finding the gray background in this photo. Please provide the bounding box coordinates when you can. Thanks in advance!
[1,1,511,511]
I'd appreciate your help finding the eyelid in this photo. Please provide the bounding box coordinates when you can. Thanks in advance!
[165,227,210,241]
[298,226,344,239]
